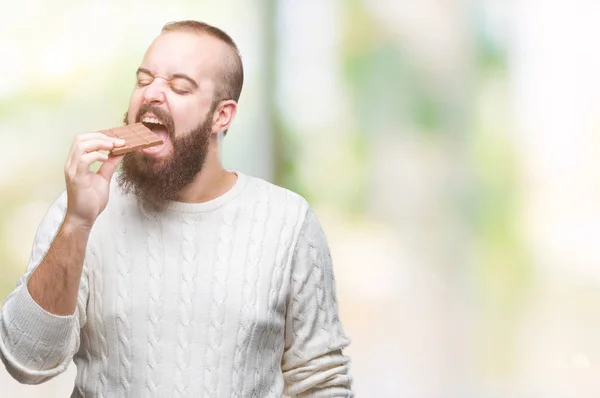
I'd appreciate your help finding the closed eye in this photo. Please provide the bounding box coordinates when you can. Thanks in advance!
[171,86,191,95]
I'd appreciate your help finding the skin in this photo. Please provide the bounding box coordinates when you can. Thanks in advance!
[28,30,239,315]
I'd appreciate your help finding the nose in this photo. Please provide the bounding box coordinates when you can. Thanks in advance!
[142,79,167,105]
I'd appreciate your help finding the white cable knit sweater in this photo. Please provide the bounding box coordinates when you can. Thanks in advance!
[0,171,353,397]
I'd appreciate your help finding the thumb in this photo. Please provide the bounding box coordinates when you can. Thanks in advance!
[97,153,125,181]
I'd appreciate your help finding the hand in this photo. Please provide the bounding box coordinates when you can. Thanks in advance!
[63,132,126,229]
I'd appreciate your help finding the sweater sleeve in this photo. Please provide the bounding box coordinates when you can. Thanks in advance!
[282,207,353,397]
[0,191,89,384]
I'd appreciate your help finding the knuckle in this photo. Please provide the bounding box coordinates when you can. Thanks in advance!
[66,169,76,180]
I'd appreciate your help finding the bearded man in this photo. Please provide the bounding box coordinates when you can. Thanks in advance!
[0,20,353,397]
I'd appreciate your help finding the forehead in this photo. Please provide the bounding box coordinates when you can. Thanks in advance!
[141,31,223,81]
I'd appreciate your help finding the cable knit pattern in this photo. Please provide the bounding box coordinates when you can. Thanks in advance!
[89,242,109,398]
[290,269,305,357]
[174,213,200,396]
[0,172,353,397]
[255,192,300,398]
[73,331,90,398]
[114,205,132,398]
[144,212,164,397]
[282,208,353,397]
[203,203,239,397]
[231,182,270,397]
[74,260,91,398]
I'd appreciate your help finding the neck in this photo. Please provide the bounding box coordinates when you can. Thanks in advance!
[176,138,237,203]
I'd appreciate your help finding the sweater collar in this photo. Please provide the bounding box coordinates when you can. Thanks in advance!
[160,170,248,214]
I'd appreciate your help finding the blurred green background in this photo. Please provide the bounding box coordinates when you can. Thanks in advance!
[3,0,600,396]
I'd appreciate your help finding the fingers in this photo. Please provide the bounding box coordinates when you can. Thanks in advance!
[76,139,117,156]
[65,132,125,178]
[97,153,125,181]
[76,151,109,175]
[66,133,125,169]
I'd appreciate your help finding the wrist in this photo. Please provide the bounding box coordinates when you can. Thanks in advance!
[63,213,95,233]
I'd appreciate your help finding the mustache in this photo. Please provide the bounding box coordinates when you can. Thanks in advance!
[123,105,175,136]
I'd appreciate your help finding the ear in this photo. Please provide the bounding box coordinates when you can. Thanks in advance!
[211,100,237,134]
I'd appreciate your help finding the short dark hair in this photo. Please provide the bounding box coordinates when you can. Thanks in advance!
[161,20,244,104]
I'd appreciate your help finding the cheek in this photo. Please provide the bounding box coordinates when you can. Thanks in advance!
[127,91,144,123]
[127,108,137,124]
[171,102,208,135]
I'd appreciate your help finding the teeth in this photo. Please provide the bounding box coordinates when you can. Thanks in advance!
[141,116,163,125]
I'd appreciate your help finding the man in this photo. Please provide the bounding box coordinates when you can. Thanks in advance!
[0,20,353,397]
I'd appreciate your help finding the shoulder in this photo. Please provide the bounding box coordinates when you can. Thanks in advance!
[241,172,311,224]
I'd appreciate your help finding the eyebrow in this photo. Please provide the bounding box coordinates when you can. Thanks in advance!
[136,67,199,89]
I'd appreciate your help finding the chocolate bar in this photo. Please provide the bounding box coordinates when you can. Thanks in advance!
[100,123,163,155]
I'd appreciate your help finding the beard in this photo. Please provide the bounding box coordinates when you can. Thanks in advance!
[116,104,213,212]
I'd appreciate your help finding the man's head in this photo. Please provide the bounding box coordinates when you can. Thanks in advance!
[117,20,244,211]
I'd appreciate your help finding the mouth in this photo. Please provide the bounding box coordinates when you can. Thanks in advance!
[140,115,170,155]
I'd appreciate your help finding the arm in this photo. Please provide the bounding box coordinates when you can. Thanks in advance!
[28,132,124,317]
[28,209,92,316]
[0,133,124,384]
[282,208,353,397]
[0,193,90,384]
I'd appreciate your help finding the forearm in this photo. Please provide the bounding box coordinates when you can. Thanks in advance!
[27,215,91,316]
[0,195,90,382]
